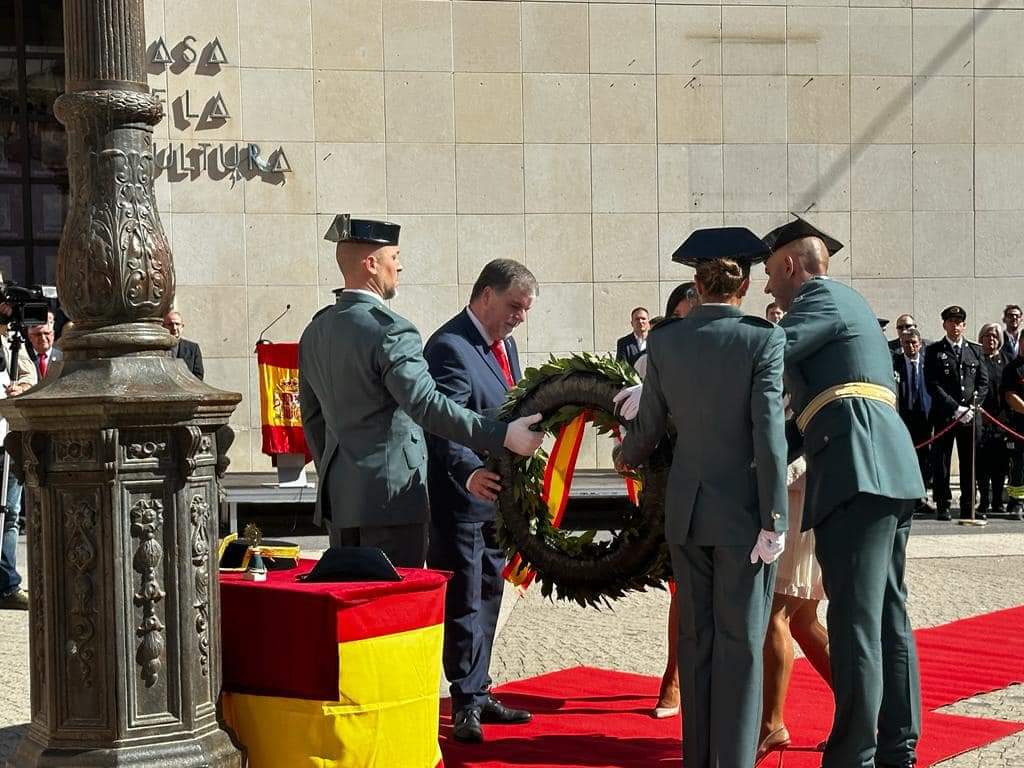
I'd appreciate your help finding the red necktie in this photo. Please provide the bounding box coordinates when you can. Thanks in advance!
[490,339,515,388]
[38,355,47,379]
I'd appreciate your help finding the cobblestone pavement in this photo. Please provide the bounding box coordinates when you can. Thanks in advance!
[2,539,1022,765]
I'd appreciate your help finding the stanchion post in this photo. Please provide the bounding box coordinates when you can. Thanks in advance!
[960,393,987,527]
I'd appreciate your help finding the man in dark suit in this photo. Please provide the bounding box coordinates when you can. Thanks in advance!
[163,310,204,380]
[299,216,543,568]
[615,306,650,366]
[888,314,917,352]
[923,305,989,521]
[893,328,933,514]
[1002,304,1022,360]
[424,259,537,743]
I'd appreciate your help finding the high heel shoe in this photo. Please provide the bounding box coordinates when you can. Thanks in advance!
[756,726,791,763]
[652,704,680,719]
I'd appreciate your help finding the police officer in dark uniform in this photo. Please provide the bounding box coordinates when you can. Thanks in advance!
[923,306,989,521]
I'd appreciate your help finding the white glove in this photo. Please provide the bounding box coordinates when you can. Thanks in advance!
[955,405,973,424]
[749,530,786,565]
[613,384,643,421]
[504,413,544,456]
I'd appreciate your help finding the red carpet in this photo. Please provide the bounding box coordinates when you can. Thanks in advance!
[441,606,1024,767]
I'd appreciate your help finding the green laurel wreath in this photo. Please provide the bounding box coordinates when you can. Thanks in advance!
[491,353,673,608]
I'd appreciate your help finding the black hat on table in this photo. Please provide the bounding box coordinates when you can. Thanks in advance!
[878,318,890,330]
[941,305,967,322]
[671,227,771,267]
[763,214,844,256]
[324,214,400,245]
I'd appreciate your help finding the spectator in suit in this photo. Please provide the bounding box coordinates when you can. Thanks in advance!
[615,307,650,367]
[1001,344,1024,521]
[894,329,934,515]
[26,312,62,381]
[924,306,989,521]
[977,323,1010,519]
[163,310,204,380]
[0,305,38,611]
[1002,305,1022,360]
[765,301,784,323]
[889,314,920,352]
[424,259,537,743]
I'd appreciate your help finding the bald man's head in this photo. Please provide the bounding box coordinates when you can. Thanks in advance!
[785,236,829,276]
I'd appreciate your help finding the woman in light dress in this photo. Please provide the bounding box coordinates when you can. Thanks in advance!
[757,402,832,760]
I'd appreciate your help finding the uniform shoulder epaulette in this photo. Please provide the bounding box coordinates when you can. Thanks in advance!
[651,316,683,332]
[368,303,397,327]
[741,314,775,329]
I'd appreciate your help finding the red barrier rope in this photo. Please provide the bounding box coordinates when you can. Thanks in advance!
[980,408,1024,443]
[913,415,966,450]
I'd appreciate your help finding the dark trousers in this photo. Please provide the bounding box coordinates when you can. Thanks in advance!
[427,518,505,712]
[669,542,775,768]
[329,522,427,569]
[1007,439,1024,503]
[977,438,1008,510]
[900,409,932,492]
[815,495,921,768]
[931,422,977,514]
[0,474,24,596]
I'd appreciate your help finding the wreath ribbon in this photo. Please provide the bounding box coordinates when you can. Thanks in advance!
[502,410,641,590]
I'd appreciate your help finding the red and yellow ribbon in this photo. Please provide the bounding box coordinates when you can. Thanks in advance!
[503,412,641,591]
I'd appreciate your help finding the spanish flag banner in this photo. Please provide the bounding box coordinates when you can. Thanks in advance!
[256,342,311,462]
[502,412,641,590]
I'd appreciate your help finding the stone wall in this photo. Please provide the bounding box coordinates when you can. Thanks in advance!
[147,0,1024,471]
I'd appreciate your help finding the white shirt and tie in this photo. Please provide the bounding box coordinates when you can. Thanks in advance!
[901,353,929,413]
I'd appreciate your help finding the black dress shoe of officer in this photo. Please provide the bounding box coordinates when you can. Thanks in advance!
[480,696,532,725]
[936,508,951,521]
[452,708,483,743]
[876,761,916,768]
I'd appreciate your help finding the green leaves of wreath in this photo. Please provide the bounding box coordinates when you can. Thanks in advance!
[491,353,673,608]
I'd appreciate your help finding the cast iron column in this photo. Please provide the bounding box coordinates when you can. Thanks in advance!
[1,1,242,765]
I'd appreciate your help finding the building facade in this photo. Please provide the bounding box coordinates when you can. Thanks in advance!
[2,0,1023,470]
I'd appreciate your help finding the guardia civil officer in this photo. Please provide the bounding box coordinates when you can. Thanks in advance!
[618,227,788,768]
[923,306,989,521]
[763,215,924,768]
[298,216,543,568]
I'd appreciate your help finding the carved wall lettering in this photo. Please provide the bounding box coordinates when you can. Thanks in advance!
[130,498,165,687]
[65,500,98,688]
[189,495,211,677]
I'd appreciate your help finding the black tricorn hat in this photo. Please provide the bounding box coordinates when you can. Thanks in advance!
[324,214,400,245]
[878,318,890,329]
[671,227,771,267]
[298,546,403,583]
[763,214,844,256]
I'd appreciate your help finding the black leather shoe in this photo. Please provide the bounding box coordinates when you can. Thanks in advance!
[480,696,531,724]
[876,761,916,768]
[452,708,483,743]
[936,508,951,521]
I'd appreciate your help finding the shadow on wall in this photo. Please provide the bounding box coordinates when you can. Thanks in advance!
[801,2,1001,217]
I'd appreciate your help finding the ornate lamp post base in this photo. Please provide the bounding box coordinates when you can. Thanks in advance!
[4,357,242,768]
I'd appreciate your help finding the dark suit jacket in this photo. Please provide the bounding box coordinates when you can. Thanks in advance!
[423,310,521,524]
[175,338,204,380]
[923,338,989,427]
[892,352,930,418]
[615,333,645,366]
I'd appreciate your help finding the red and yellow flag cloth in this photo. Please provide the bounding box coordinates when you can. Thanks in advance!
[220,562,448,767]
[256,341,312,462]
[502,412,641,590]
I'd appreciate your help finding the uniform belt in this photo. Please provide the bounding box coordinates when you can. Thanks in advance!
[796,382,897,434]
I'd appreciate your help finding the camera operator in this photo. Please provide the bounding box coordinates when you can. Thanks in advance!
[0,301,39,610]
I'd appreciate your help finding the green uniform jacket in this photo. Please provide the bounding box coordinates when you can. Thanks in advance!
[621,304,789,545]
[298,292,508,530]
[781,278,926,529]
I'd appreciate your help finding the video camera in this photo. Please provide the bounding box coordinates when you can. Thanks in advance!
[0,281,57,334]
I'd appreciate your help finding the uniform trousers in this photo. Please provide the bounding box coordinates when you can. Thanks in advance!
[328,522,427,569]
[814,494,921,768]
[669,541,775,768]
[931,422,977,514]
